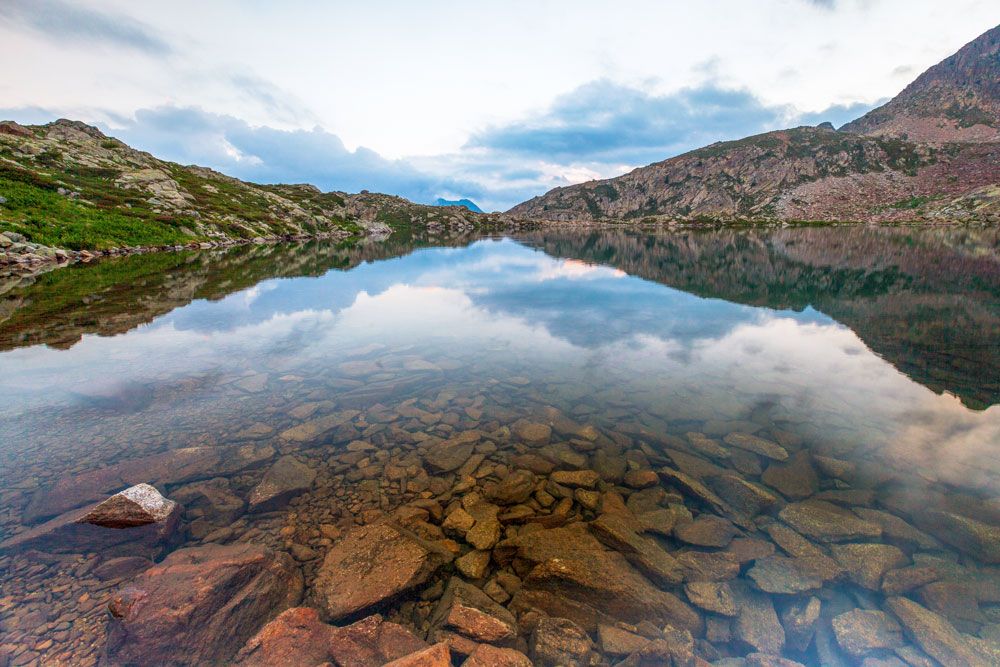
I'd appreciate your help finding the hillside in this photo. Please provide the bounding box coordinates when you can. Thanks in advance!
[510,25,1000,224]
[0,119,522,264]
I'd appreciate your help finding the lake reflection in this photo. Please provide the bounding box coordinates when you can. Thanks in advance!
[1,226,999,665]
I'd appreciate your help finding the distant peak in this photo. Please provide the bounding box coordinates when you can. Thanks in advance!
[434,198,484,213]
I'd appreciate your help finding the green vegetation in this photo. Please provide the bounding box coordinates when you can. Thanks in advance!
[889,195,936,210]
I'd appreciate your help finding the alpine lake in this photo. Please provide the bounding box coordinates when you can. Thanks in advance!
[0,224,998,666]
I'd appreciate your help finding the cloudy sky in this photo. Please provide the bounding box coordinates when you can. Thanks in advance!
[2,1,998,210]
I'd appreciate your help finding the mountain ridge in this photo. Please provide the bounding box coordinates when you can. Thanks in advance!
[509,25,1000,223]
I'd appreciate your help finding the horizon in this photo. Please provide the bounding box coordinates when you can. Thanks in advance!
[2,1,999,211]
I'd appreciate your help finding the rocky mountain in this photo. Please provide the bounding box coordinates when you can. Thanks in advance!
[510,25,1000,224]
[0,119,522,256]
[434,198,484,213]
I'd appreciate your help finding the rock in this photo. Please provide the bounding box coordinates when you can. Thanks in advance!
[515,422,552,445]
[709,474,779,517]
[462,644,533,667]
[919,581,986,631]
[327,614,429,666]
[430,578,518,642]
[723,433,788,461]
[233,607,337,666]
[384,642,452,667]
[674,515,738,547]
[93,556,154,581]
[832,609,903,657]
[550,470,600,488]
[747,556,823,594]
[455,550,491,579]
[761,452,819,499]
[659,467,752,529]
[597,624,651,658]
[781,596,821,652]
[248,456,316,513]
[830,543,907,590]
[465,502,502,550]
[0,484,180,557]
[676,550,741,582]
[882,566,941,595]
[574,488,600,510]
[531,617,595,666]
[886,596,989,666]
[171,479,245,524]
[510,454,556,475]
[279,410,358,442]
[733,585,785,655]
[852,508,939,550]
[590,512,684,586]
[103,544,302,666]
[499,523,701,633]
[424,431,482,472]
[614,628,696,667]
[486,470,535,505]
[24,445,274,522]
[624,469,659,489]
[778,500,882,542]
[312,521,453,621]
[684,581,737,616]
[918,510,1000,563]
[442,507,476,535]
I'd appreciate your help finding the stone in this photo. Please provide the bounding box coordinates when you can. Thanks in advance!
[103,544,302,666]
[597,624,651,658]
[852,508,939,550]
[761,452,819,499]
[674,515,738,547]
[781,596,821,652]
[312,521,453,621]
[233,607,337,666]
[574,488,600,510]
[280,410,358,442]
[442,507,476,535]
[919,581,986,630]
[424,431,482,472]
[623,469,659,489]
[684,581,737,616]
[830,543,907,590]
[462,644,532,667]
[723,432,788,461]
[710,474,779,517]
[510,454,555,475]
[676,550,740,582]
[486,470,535,505]
[778,500,882,542]
[919,510,1000,563]
[727,537,776,563]
[498,523,701,633]
[248,456,316,513]
[515,422,552,445]
[531,617,594,667]
[171,479,245,524]
[465,502,502,550]
[0,484,180,557]
[24,444,274,522]
[325,614,429,666]
[430,578,518,642]
[747,556,823,594]
[659,467,752,529]
[93,556,154,581]
[614,628,696,667]
[589,512,684,586]
[384,642,452,667]
[882,566,941,595]
[456,550,491,579]
[550,470,600,488]
[887,596,989,666]
[733,585,785,656]
[832,609,903,657]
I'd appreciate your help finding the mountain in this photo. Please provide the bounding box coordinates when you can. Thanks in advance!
[0,119,521,255]
[510,25,1000,224]
[434,198,484,213]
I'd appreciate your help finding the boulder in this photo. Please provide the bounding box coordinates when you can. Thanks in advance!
[733,584,785,655]
[674,515,738,548]
[589,512,684,586]
[103,543,302,666]
[486,470,535,505]
[384,642,452,667]
[279,410,358,443]
[684,581,737,616]
[429,578,518,643]
[248,455,316,513]
[918,510,1000,563]
[0,484,179,557]
[778,500,881,542]
[462,644,532,666]
[312,521,452,621]
[760,452,819,499]
[831,609,903,657]
[747,556,823,595]
[886,596,989,666]
[531,617,595,666]
[781,596,821,652]
[171,478,245,524]
[515,422,552,445]
[424,431,481,472]
[830,543,907,590]
[723,433,788,461]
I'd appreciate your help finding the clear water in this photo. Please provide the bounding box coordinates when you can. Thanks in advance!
[0,226,998,665]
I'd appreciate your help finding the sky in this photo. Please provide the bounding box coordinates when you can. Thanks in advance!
[1,1,998,211]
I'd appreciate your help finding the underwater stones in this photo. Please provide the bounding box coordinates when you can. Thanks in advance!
[831,609,903,658]
[455,550,492,579]
[462,644,533,667]
[279,410,359,442]
[248,455,316,513]
[312,521,453,621]
[760,452,819,500]
[103,544,302,666]
[384,642,452,667]
[549,469,600,488]
[590,512,684,586]
[709,474,779,517]
[486,470,535,505]
[881,566,942,595]
[723,433,788,461]
[674,515,738,548]
[658,466,748,528]
[778,500,881,542]
[233,607,338,666]
[852,508,939,550]
[747,556,823,595]
[830,543,907,590]
[918,510,1000,563]
[684,581,737,616]
[597,624,651,658]
[171,479,245,524]
[531,617,596,667]
[676,550,741,582]
[886,596,989,666]
[430,578,518,643]
[781,596,821,652]
[0,484,180,556]
[325,614,429,666]
[515,421,551,445]
[733,585,785,656]
[464,501,502,550]
[442,507,476,536]
[623,469,660,489]
[424,430,482,472]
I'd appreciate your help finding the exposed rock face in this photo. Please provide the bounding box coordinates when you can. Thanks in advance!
[248,455,317,513]
[312,521,453,621]
[0,484,179,556]
[102,544,302,666]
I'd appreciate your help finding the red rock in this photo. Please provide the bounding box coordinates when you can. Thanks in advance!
[384,642,452,667]
[234,607,335,666]
[328,614,429,665]
[102,543,302,666]
[429,578,517,643]
[463,644,533,666]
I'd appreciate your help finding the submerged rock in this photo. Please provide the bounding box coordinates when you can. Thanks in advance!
[312,521,453,621]
[886,596,989,666]
[831,609,903,657]
[78,483,177,527]
[103,543,302,666]
[723,432,788,461]
[429,577,518,643]
[531,617,595,667]
[778,500,882,542]
[248,455,316,513]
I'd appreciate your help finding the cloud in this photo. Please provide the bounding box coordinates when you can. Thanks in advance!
[0,0,172,55]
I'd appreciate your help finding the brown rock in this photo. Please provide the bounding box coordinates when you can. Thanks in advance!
[531,617,595,666]
[733,584,785,655]
[455,550,491,579]
[659,467,752,529]
[918,510,1000,563]
[280,410,358,442]
[590,512,684,586]
[852,508,939,550]
[598,624,651,658]
[887,596,988,666]
[781,596,821,652]
[248,455,316,513]
[709,474,779,517]
[424,431,481,472]
[486,470,535,505]
[384,642,452,667]
[676,550,741,582]
[778,500,882,542]
[761,452,819,499]
[233,607,336,666]
[550,470,600,488]
[624,469,660,489]
[312,522,452,621]
[171,479,245,524]
[462,644,532,667]
[103,544,303,666]
[515,422,552,445]
[747,556,823,595]
[430,578,517,642]
[723,433,788,461]
[882,566,941,595]
[93,556,153,581]
[832,609,903,657]
[326,614,429,666]
[830,543,907,590]
[684,581,737,616]
[674,515,738,548]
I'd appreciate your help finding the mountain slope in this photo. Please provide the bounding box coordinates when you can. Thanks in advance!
[435,198,484,213]
[840,25,1000,142]
[510,25,1000,223]
[0,119,512,254]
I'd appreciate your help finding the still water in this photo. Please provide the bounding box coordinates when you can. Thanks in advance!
[0,226,998,665]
